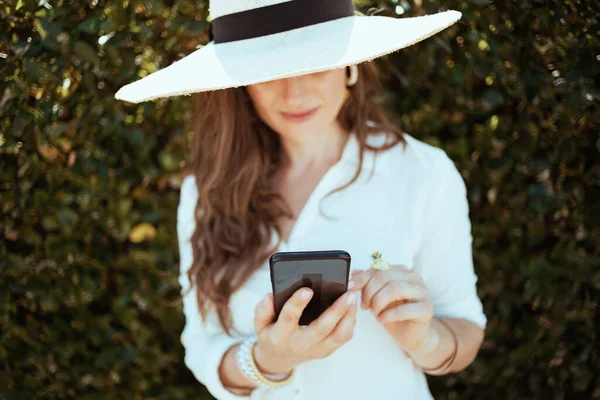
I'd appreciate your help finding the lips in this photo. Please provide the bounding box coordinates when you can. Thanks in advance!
[280,107,319,122]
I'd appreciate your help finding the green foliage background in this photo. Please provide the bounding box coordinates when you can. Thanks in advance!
[1,0,598,399]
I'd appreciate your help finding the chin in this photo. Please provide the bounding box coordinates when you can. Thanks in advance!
[276,116,329,138]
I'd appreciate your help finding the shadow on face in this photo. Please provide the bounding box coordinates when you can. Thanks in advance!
[246,68,347,139]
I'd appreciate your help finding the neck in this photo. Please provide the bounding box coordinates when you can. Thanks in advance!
[279,121,349,173]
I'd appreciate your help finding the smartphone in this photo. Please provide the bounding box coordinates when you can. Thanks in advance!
[269,250,351,326]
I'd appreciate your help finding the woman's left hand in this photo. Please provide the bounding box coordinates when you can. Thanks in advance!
[350,266,434,352]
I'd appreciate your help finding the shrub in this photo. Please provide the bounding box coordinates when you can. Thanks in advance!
[1,0,597,399]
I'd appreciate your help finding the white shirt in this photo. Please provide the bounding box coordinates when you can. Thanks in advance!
[177,133,487,400]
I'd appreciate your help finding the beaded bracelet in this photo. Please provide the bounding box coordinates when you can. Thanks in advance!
[236,335,295,389]
[406,319,459,373]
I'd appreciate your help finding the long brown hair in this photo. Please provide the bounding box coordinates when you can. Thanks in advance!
[186,62,404,334]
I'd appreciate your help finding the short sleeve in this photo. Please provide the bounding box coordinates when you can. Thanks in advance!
[413,155,487,329]
[177,176,253,400]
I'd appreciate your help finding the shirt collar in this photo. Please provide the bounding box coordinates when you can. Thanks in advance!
[339,132,393,176]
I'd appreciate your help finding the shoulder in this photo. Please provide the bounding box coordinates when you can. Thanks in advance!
[180,174,198,204]
[401,134,454,170]
[377,133,460,191]
[177,174,199,241]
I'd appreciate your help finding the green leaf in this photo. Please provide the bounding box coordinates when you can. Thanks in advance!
[73,40,100,64]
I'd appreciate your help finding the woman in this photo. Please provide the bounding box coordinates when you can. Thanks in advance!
[115,1,487,399]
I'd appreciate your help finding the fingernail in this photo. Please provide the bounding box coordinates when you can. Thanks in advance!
[347,280,355,290]
[262,296,269,306]
[300,289,311,300]
[346,292,356,305]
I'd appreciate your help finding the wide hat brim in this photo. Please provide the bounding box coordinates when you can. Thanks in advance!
[115,11,461,103]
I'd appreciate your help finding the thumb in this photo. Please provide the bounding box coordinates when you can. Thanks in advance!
[254,292,275,334]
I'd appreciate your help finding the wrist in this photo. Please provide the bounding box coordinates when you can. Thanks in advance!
[407,321,440,357]
[405,318,459,374]
[236,336,295,389]
[253,340,295,376]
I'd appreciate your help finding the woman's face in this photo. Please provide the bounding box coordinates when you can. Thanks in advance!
[246,68,347,139]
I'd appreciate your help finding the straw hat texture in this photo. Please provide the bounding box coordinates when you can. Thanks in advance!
[115,0,461,103]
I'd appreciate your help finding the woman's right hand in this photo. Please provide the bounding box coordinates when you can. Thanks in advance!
[252,287,358,375]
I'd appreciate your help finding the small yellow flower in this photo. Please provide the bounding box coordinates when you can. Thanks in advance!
[370,251,391,270]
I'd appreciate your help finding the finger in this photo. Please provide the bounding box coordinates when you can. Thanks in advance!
[254,292,275,333]
[389,265,424,284]
[319,301,358,355]
[272,288,313,338]
[370,280,428,316]
[376,301,434,324]
[361,269,421,310]
[349,269,374,292]
[391,264,410,273]
[347,279,356,291]
[360,270,389,310]
[361,264,414,278]
[300,291,356,345]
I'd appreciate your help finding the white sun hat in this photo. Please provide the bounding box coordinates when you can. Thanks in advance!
[114,0,462,104]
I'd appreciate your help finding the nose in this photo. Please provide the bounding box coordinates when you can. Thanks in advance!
[281,76,311,108]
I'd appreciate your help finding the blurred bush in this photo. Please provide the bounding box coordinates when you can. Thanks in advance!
[0,0,598,399]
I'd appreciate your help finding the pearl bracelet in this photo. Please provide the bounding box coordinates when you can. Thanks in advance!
[236,335,295,389]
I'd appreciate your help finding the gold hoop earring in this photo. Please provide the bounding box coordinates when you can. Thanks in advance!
[347,64,358,87]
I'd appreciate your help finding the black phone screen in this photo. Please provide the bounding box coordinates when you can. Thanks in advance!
[270,251,350,326]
